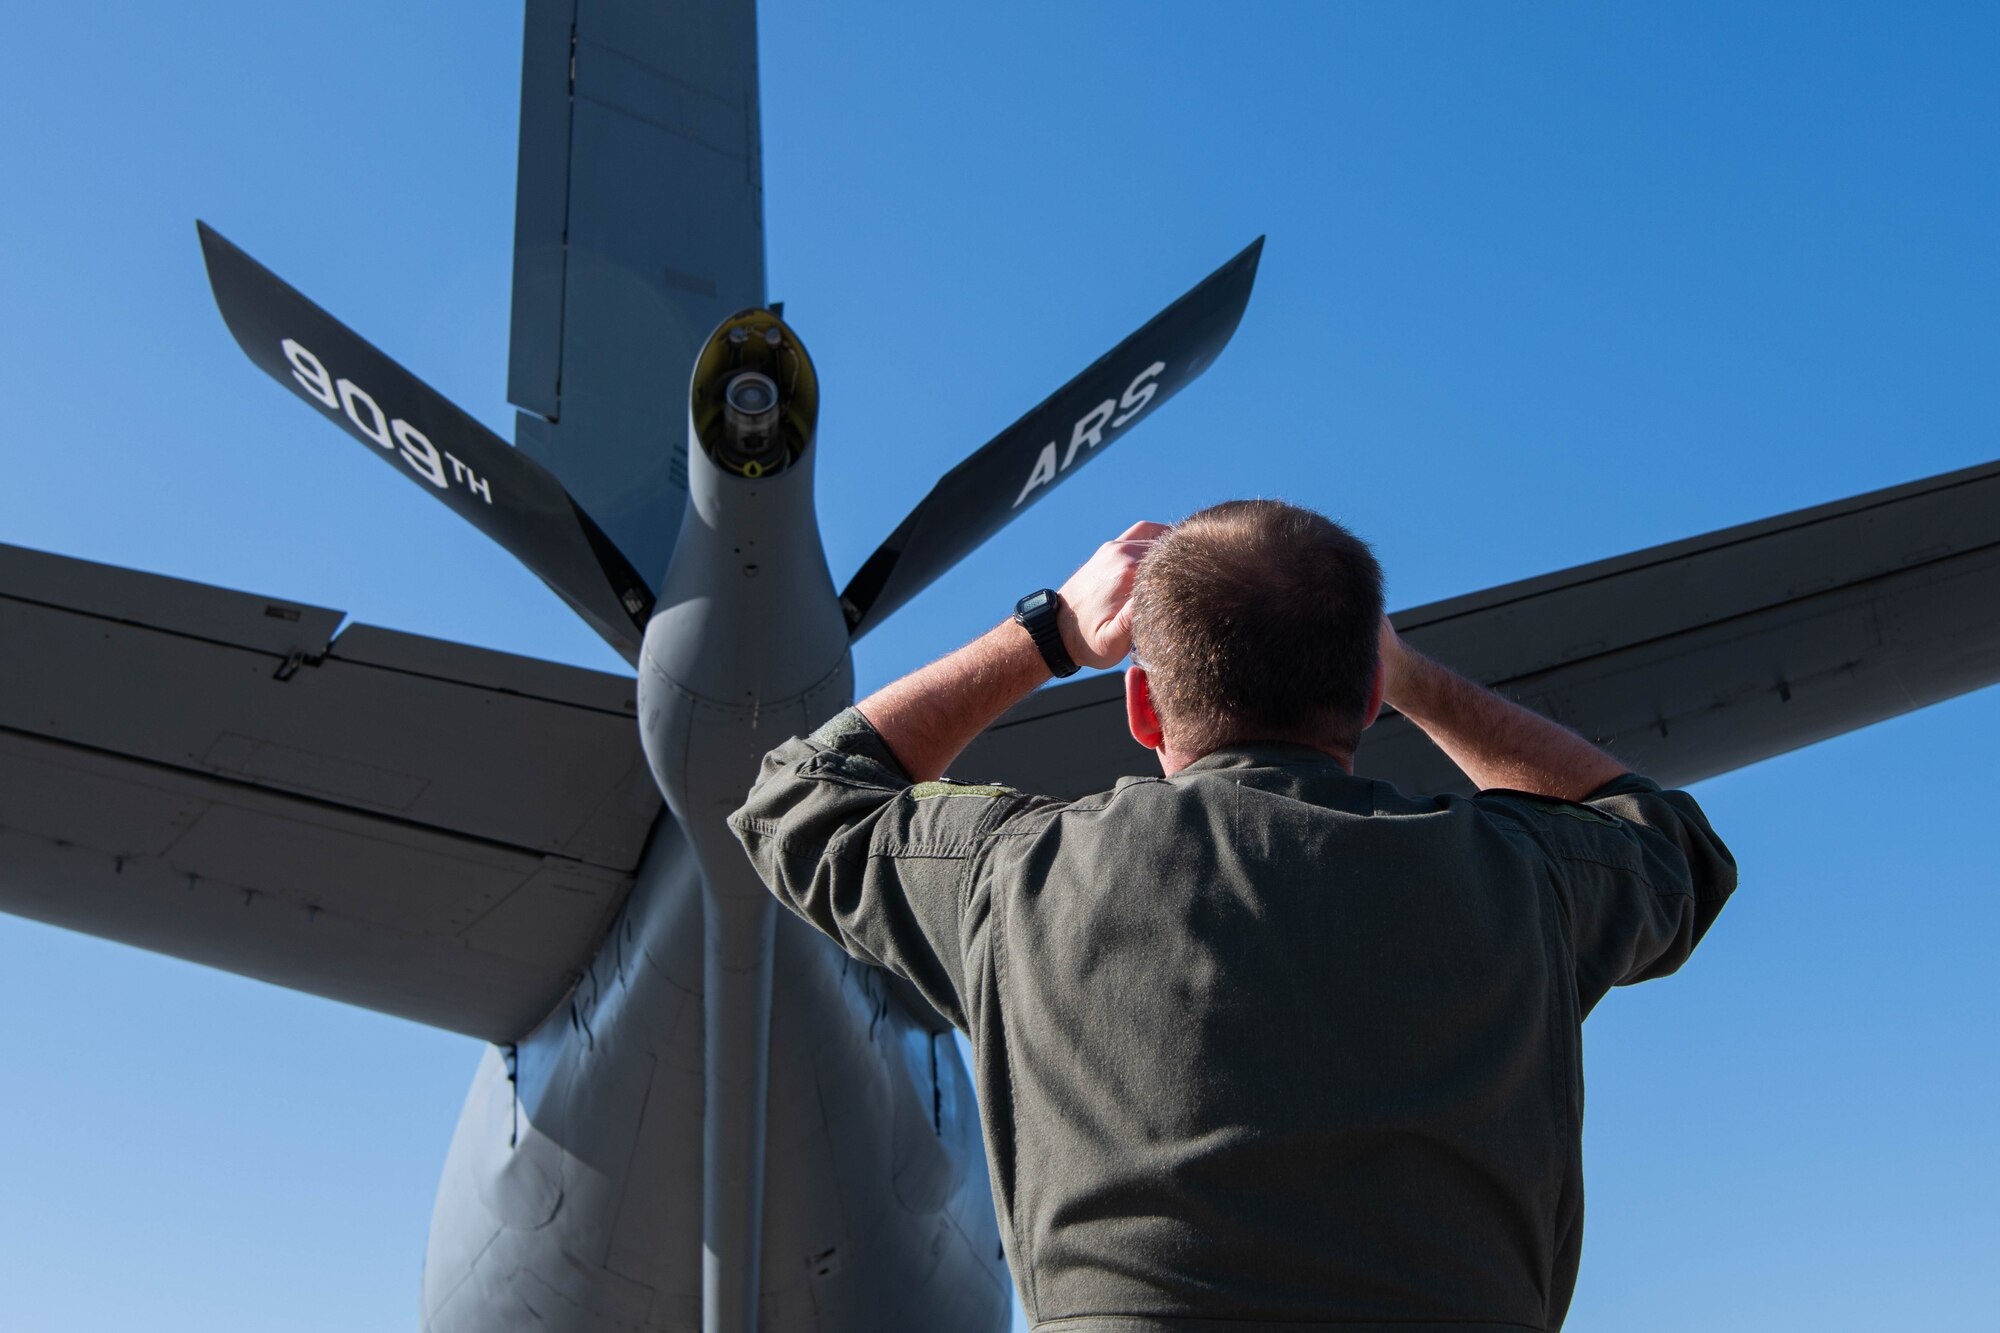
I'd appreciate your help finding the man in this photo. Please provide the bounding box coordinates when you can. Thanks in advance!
[730,500,1736,1333]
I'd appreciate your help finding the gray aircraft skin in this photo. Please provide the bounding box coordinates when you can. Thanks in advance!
[5,4,2000,1333]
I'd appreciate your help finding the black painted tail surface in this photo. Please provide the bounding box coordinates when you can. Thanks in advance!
[839,238,1264,640]
[198,222,654,662]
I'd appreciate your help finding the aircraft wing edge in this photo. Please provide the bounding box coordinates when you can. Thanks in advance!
[0,544,662,1041]
[951,457,2000,799]
[0,731,614,1042]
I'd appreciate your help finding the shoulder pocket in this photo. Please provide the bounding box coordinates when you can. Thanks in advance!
[802,749,905,791]
[1482,789,1642,870]
[1482,787,1620,826]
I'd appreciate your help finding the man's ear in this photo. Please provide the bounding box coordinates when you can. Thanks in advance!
[1360,655,1386,732]
[1126,666,1166,751]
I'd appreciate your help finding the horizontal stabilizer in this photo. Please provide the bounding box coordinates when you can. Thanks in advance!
[954,457,2000,798]
[840,238,1264,639]
[0,543,662,1041]
[197,222,655,662]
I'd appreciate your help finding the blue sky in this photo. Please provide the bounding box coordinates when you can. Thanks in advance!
[3,2,1997,1329]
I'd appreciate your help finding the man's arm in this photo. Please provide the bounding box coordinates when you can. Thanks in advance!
[1377,617,1628,800]
[729,711,997,1029]
[858,521,1167,781]
[1378,619,1738,1005]
[729,520,1165,1023]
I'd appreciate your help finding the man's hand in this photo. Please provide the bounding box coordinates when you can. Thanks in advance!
[1057,521,1170,669]
[853,520,1169,782]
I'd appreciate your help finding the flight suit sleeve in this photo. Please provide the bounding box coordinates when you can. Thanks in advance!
[728,706,1031,1032]
[1482,774,1738,1016]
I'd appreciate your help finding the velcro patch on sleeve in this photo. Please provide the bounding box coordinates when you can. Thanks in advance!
[910,780,1014,800]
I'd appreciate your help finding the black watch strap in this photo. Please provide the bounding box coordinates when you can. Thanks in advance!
[1013,588,1079,678]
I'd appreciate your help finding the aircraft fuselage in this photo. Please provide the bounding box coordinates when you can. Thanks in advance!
[420,311,1013,1332]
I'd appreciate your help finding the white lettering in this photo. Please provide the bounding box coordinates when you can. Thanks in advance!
[283,339,338,409]
[286,347,499,504]
[393,419,447,489]
[337,378,392,449]
[1111,360,1166,428]
[1062,399,1117,470]
[1013,442,1059,509]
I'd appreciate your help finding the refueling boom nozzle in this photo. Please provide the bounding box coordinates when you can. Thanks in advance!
[692,311,817,480]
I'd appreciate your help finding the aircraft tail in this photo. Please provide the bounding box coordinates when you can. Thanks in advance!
[197,222,655,662]
[838,238,1264,639]
[506,0,767,594]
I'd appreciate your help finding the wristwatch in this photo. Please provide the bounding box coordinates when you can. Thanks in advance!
[1013,588,1079,678]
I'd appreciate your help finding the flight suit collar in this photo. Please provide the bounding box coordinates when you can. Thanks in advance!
[1178,742,1379,813]
[1180,741,1350,774]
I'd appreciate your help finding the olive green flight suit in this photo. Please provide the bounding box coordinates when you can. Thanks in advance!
[730,707,1736,1333]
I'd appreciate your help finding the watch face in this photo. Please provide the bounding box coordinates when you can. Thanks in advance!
[1019,589,1052,616]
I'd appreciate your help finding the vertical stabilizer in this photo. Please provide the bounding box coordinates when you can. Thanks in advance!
[508,0,768,591]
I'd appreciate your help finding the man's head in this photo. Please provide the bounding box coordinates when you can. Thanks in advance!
[1126,499,1385,768]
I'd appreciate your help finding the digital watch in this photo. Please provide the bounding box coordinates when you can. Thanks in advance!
[1013,588,1079,678]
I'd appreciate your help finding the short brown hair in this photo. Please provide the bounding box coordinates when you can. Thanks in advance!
[1130,500,1385,755]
